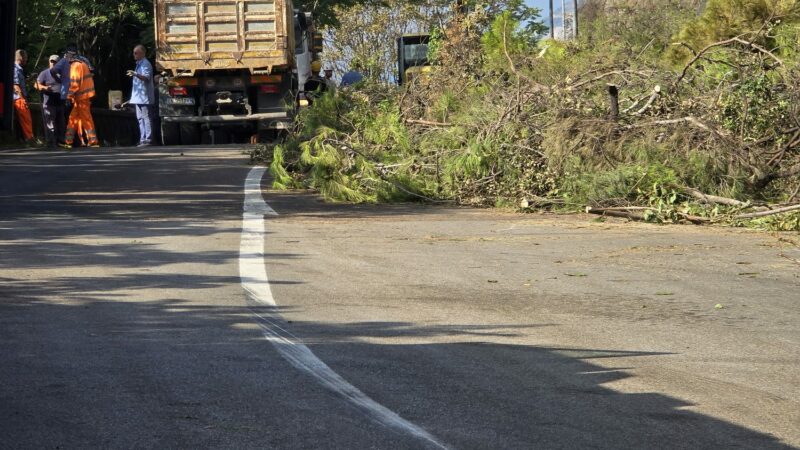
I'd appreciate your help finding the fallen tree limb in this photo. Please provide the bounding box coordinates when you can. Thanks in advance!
[569,70,652,90]
[677,213,711,225]
[734,203,800,219]
[521,196,565,208]
[729,37,784,66]
[674,35,783,85]
[622,92,650,114]
[586,206,651,211]
[586,207,645,220]
[586,207,712,224]
[626,116,714,133]
[405,119,453,127]
[681,187,749,207]
[753,164,800,190]
[632,85,661,116]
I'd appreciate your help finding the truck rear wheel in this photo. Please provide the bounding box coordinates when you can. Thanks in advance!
[179,124,200,145]
[161,123,180,146]
[257,130,282,143]
[260,129,290,143]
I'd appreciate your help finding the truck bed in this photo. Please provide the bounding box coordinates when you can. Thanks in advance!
[154,0,295,75]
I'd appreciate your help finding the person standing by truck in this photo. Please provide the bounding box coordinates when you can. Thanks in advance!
[127,44,154,147]
[52,44,95,146]
[13,49,34,143]
[61,51,99,149]
[324,68,335,91]
[36,55,65,148]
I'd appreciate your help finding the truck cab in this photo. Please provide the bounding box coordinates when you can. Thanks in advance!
[293,11,325,104]
[397,33,431,86]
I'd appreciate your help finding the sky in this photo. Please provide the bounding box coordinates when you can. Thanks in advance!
[526,0,575,33]
[526,0,553,18]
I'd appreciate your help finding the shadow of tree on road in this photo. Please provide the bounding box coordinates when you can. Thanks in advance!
[0,295,791,449]
[0,148,794,449]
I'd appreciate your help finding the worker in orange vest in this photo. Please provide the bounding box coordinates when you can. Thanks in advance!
[13,49,34,143]
[61,50,99,149]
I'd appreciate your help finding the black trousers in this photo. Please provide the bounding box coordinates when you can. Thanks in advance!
[42,103,66,146]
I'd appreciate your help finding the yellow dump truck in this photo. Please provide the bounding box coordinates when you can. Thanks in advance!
[154,0,311,144]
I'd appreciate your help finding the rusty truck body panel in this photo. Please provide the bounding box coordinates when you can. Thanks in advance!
[154,0,295,76]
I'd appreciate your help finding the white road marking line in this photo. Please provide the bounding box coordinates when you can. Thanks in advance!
[240,167,448,449]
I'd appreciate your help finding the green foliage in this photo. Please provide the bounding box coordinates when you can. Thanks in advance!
[426,26,445,63]
[481,12,531,72]
[16,0,154,104]
[535,39,568,62]
[718,75,790,138]
[471,0,547,41]
[297,91,346,137]
[667,0,800,63]
[445,141,492,182]
[269,144,301,190]
[741,212,800,231]
[559,160,678,207]
[582,0,697,58]
[361,101,410,154]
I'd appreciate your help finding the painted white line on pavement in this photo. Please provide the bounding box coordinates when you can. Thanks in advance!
[240,166,447,449]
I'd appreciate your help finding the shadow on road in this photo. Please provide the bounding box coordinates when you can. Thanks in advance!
[0,147,461,224]
[0,148,252,222]
[0,147,793,448]
[0,292,791,448]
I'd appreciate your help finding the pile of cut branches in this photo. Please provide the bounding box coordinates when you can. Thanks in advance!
[257,1,800,230]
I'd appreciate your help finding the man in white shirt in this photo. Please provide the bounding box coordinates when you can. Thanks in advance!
[127,44,155,147]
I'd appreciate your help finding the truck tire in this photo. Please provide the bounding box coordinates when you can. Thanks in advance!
[179,123,200,145]
[213,128,231,144]
[161,122,180,146]
[257,130,277,143]
[260,129,289,143]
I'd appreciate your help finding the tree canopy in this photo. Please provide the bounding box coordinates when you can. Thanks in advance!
[16,0,153,101]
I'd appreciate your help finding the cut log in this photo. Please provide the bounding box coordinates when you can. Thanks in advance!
[405,119,453,127]
[681,187,749,207]
[586,207,646,221]
[676,213,711,225]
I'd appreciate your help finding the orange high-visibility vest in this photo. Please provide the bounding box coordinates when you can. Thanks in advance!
[68,60,95,101]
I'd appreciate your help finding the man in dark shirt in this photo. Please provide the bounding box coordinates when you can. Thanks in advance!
[36,55,65,147]
[13,49,34,142]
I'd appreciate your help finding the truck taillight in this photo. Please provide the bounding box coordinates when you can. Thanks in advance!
[169,87,188,97]
[260,85,280,94]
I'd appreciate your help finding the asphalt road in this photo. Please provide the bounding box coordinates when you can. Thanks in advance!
[1,145,798,449]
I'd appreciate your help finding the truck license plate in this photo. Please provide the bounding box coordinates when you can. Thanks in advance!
[170,97,195,105]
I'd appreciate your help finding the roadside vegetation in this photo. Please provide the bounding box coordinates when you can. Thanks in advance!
[257,0,800,231]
